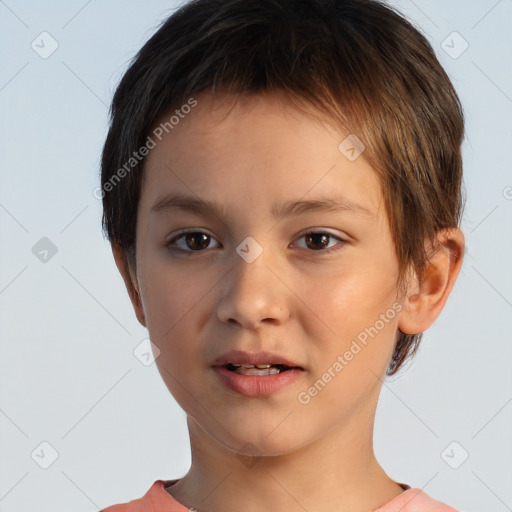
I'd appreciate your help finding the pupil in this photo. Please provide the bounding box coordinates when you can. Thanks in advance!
[306,233,328,250]
[187,233,210,250]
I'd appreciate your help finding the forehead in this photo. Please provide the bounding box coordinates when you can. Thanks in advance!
[140,91,384,219]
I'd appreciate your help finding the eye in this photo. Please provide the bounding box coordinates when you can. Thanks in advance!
[292,230,347,253]
[166,230,221,252]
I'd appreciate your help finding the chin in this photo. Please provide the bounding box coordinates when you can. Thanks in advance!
[208,419,312,459]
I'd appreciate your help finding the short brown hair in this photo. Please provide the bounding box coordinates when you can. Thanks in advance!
[100,0,465,376]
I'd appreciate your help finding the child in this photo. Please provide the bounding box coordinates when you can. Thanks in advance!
[100,0,465,510]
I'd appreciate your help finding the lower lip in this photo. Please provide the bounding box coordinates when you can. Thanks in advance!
[213,366,304,397]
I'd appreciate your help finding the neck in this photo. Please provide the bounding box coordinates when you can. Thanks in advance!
[167,404,404,512]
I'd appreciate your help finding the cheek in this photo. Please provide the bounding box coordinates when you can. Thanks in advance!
[308,261,398,329]
[298,272,400,420]
[137,256,211,337]
[138,268,205,398]
[298,258,400,374]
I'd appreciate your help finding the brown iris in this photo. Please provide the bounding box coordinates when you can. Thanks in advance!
[305,233,330,250]
[184,232,211,250]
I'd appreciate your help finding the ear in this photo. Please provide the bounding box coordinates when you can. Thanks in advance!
[398,227,465,335]
[111,242,147,327]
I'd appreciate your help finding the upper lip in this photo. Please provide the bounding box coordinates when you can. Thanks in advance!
[212,350,304,369]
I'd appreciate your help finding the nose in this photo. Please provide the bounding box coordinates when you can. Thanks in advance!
[215,246,291,330]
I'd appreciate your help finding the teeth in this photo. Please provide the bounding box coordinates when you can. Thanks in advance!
[224,362,292,375]
[235,366,281,376]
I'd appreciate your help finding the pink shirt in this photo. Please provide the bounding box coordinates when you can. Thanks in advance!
[101,479,459,511]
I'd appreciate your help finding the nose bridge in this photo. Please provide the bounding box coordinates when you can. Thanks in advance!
[216,237,289,328]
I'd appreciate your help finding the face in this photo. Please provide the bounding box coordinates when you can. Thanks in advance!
[129,92,405,455]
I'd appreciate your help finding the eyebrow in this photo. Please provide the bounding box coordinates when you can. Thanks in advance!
[150,193,373,219]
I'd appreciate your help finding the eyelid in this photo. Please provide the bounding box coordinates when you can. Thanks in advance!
[293,227,347,240]
[165,227,217,243]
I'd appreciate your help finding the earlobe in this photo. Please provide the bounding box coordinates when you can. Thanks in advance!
[111,243,147,327]
[398,228,465,335]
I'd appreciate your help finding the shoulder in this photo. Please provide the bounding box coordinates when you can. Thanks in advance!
[101,500,141,512]
[100,481,160,512]
[100,495,145,512]
[375,488,460,512]
[100,480,188,512]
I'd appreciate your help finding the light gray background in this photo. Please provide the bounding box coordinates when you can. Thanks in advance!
[0,1,511,511]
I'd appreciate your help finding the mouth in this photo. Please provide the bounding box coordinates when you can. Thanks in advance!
[223,363,303,376]
[211,350,306,397]
[212,349,305,371]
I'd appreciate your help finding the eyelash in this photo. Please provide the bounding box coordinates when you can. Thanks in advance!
[165,229,348,256]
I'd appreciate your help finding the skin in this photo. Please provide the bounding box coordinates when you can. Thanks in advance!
[112,91,465,512]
